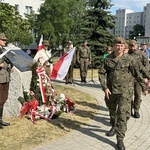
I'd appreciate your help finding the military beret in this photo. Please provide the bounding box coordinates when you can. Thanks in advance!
[113,37,126,44]
[0,33,7,40]
[129,40,137,46]
[42,40,49,46]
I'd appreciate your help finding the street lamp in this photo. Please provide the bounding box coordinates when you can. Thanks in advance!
[138,33,141,47]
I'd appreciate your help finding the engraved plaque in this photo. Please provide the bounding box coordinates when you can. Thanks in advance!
[6,49,33,72]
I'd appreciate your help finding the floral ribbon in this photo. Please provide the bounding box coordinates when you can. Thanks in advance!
[36,66,50,103]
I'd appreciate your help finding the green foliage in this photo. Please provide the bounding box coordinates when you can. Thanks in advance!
[129,24,145,40]
[34,0,87,49]
[80,0,115,67]
[81,0,114,47]
[17,96,26,105]
[30,63,42,105]
[0,3,33,47]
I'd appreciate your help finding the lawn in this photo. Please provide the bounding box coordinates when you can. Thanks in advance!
[1,83,99,150]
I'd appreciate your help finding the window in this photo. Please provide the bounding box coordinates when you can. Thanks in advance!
[25,6,32,14]
[15,4,19,11]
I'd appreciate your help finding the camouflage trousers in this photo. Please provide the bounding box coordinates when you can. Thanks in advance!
[108,94,131,140]
[133,82,142,113]
[79,58,89,79]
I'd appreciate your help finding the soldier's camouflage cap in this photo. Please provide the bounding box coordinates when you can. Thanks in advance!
[113,37,126,44]
[129,40,137,46]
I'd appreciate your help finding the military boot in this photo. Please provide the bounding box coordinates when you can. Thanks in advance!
[134,112,140,118]
[0,123,4,129]
[131,100,134,117]
[117,139,126,150]
[105,127,115,136]
[83,77,87,83]
[0,107,10,126]
[81,77,84,83]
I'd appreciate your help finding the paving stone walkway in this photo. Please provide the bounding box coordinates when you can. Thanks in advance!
[33,79,150,150]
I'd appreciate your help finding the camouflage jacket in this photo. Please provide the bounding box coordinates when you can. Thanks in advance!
[98,52,146,95]
[77,46,91,62]
[128,49,150,79]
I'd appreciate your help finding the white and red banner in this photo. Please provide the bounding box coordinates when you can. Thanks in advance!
[51,48,75,80]
[36,66,49,103]
[37,35,43,52]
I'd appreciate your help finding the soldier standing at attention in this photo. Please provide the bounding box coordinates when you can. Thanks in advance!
[77,41,91,83]
[128,40,150,118]
[98,37,148,150]
[0,33,14,129]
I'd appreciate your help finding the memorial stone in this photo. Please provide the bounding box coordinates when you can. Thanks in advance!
[3,44,33,117]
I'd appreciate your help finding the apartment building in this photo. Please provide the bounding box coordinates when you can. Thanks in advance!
[0,0,45,18]
[144,3,150,37]
[114,3,150,41]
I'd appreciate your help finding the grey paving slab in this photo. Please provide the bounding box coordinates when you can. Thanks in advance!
[32,79,150,150]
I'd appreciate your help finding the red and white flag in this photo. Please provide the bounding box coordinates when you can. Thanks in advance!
[37,35,43,52]
[51,48,75,80]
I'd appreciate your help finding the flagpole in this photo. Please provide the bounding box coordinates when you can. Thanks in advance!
[37,35,43,52]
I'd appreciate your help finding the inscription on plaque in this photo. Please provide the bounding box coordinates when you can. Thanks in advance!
[6,49,33,72]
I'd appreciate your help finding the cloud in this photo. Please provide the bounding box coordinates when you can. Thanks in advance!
[110,0,150,14]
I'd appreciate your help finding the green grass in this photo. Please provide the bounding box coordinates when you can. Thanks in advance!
[1,83,99,150]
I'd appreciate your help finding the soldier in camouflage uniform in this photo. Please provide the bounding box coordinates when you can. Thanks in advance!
[128,40,150,118]
[0,33,14,129]
[77,41,91,83]
[98,37,147,150]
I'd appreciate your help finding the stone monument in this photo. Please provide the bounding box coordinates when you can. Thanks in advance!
[3,44,33,117]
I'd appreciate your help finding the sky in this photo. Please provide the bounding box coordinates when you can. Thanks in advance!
[110,0,150,14]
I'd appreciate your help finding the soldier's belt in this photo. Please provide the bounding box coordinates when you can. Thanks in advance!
[80,57,89,59]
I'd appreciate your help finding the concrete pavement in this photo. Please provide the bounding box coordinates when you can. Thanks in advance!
[33,79,150,150]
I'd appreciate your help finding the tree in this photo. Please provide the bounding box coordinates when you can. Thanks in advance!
[36,0,72,48]
[0,3,33,47]
[129,24,145,40]
[80,0,115,67]
[35,0,88,50]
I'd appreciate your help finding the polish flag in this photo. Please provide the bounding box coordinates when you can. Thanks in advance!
[51,48,75,80]
[37,35,43,52]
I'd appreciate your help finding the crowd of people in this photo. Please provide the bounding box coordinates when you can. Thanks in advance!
[98,37,150,150]
[1,32,150,150]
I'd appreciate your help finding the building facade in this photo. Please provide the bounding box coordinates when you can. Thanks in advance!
[114,3,150,42]
[0,0,45,18]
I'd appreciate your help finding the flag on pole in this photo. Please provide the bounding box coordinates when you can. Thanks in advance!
[51,48,75,80]
[37,35,43,52]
